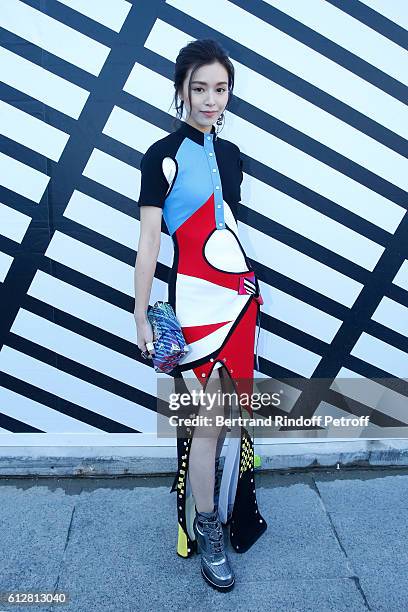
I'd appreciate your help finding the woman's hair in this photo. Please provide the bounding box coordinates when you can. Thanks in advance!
[171,38,235,131]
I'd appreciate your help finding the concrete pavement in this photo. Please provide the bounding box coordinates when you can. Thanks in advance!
[1,467,407,611]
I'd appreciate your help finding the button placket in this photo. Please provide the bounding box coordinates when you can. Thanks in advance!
[204,133,224,230]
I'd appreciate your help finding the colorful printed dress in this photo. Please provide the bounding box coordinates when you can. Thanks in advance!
[137,120,267,557]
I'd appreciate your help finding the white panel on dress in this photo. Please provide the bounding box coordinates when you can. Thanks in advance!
[175,273,250,327]
[204,229,249,273]
[162,156,176,192]
[180,367,202,394]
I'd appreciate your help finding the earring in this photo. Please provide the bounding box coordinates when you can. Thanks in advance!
[216,112,224,126]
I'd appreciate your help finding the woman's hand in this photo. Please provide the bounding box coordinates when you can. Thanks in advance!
[135,315,155,359]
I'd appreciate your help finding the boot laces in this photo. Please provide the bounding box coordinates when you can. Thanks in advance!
[207,521,223,555]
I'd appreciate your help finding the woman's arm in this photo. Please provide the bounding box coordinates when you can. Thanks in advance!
[134,206,163,358]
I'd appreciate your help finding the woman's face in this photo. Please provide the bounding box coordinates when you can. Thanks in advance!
[180,61,229,132]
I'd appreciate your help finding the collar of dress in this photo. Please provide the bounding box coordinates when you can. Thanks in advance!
[177,121,218,145]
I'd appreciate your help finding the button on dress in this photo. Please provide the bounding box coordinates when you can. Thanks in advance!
[138,120,267,557]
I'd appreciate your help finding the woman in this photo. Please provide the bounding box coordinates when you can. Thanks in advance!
[134,38,267,592]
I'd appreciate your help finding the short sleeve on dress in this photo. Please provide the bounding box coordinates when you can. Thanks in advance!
[137,145,169,208]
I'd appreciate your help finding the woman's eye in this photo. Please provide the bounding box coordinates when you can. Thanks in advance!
[193,88,226,93]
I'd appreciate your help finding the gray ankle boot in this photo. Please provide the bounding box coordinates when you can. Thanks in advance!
[193,505,235,591]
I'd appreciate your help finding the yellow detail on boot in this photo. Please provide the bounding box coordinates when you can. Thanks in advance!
[177,524,188,557]
[254,454,261,467]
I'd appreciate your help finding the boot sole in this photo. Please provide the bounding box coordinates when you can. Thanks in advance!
[201,567,235,592]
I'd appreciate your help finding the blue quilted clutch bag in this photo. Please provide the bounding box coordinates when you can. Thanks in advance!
[145,301,189,374]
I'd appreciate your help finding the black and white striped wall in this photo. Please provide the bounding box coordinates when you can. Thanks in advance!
[0,0,407,446]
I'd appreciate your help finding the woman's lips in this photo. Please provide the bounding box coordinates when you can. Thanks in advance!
[202,111,217,116]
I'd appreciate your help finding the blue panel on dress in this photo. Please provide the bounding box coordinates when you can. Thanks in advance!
[163,137,215,235]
